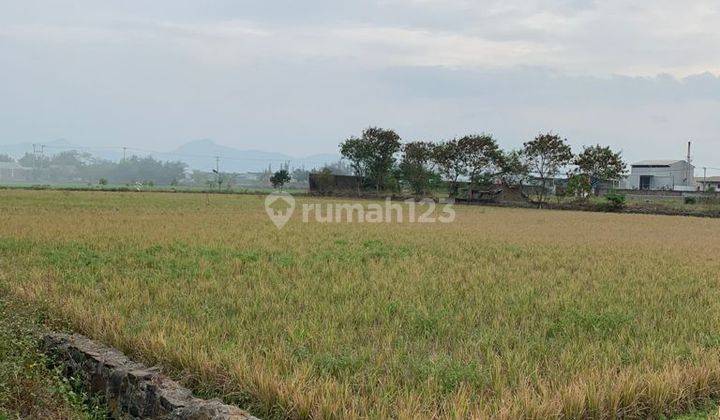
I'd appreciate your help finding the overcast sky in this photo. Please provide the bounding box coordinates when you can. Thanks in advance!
[0,0,719,166]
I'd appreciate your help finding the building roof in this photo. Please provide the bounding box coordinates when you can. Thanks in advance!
[696,176,720,183]
[631,159,685,166]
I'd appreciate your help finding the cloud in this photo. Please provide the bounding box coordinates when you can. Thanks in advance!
[2,0,719,75]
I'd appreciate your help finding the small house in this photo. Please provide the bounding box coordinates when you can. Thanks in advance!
[696,176,720,192]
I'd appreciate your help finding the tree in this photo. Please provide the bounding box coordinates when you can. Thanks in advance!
[50,151,86,167]
[0,154,14,163]
[18,153,47,168]
[320,161,352,176]
[496,150,529,187]
[312,167,335,195]
[399,141,436,196]
[270,169,291,190]
[523,132,573,206]
[573,145,627,194]
[566,173,591,199]
[340,136,369,194]
[340,127,401,194]
[292,168,310,183]
[431,139,466,198]
[457,134,504,187]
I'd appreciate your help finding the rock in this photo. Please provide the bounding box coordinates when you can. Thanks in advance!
[42,333,257,420]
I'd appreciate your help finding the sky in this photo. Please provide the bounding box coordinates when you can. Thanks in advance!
[0,0,719,167]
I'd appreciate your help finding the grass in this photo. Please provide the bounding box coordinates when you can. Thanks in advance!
[0,292,104,419]
[2,189,720,418]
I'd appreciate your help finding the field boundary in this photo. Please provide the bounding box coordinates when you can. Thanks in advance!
[43,332,256,420]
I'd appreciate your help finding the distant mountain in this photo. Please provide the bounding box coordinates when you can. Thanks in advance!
[0,138,340,173]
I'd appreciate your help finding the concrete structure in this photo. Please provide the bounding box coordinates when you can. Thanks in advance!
[626,160,695,191]
[696,176,720,191]
[0,161,32,182]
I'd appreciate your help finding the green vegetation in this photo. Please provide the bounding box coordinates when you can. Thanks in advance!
[2,190,720,418]
[270,169,292,190]
[0,294,104,419]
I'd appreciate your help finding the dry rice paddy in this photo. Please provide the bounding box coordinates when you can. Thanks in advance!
[2,189,720,418]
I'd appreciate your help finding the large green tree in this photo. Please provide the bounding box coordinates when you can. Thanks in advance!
[496,150,530,187]
[340,127,401,194]
[457,134,504,187]
[573,145,627,193]
[430,139,466,198]
[523,132,574,205]
[399,141,436,196]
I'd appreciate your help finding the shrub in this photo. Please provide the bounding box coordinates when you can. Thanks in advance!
[98,178,108,186]
[602,191,626,211]
[684,197,697,205]
[566,174,591,199]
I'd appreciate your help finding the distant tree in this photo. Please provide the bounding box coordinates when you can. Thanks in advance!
[573,145,627,194]
[523,132,574,206]
[496,150,530,187]
[399,141,436,196]
[98,178,108,186]
[0,154,14,163]
[458,134,504,187]
[340,127,401,194]
[18,153,46,168]
[292,168,310,183]
[431,139,466,198]
[313,167,335,195]
[270,169,291,190]
[320,161,352,176]
[50,151,86,167]
[340,137,369,186]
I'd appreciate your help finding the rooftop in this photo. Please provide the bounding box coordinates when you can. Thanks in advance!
[696,176,720,183]
[632,159,685,166]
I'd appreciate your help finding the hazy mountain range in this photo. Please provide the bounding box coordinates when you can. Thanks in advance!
[0,139,340,173]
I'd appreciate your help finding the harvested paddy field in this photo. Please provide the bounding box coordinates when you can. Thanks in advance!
[2,189,720,418]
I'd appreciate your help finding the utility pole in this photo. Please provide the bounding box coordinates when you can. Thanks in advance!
[215,156,220,191]
[123,147,127,161]
[704,167,708,192]
[32,144,37,179]
[686,141,692,187]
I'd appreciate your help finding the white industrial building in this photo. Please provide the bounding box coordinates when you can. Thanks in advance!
[625,160,696,191]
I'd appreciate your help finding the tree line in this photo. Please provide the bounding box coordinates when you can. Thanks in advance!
[1,151,187,186]
[331,127,627,202]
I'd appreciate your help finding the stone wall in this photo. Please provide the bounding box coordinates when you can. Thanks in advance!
[43,333,256,420]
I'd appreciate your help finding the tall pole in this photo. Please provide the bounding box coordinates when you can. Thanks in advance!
[215,156,220,191]
[686,141,692,187]
[704,167,708,192]
[32,144,38,181]
[123,147,127,161]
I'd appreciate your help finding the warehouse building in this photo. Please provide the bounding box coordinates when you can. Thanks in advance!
[625,160,695,191]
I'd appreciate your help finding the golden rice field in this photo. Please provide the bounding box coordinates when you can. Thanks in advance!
[2,189,720,419]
